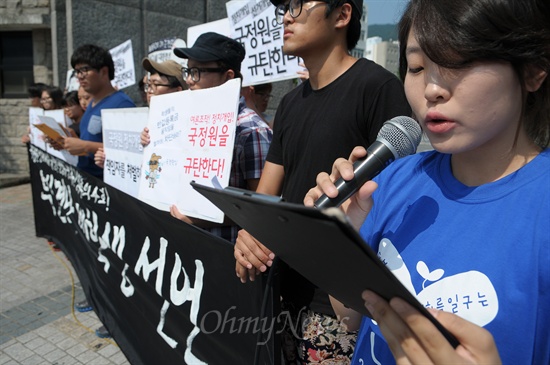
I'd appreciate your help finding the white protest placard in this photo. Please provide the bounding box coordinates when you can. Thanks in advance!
[29,107,47,150]
[187,18,231,46]
[148,37,187,67]
[110,39,136,90]
[35,115,70,139]
[43,109,78,166]
[65,69,80,92]
[138,78,241,222]
[102,107,149,198]
[226,0,303,86]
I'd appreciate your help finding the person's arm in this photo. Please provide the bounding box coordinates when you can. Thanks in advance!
[21,126,31,144]
[234,161,284,282]
[254,162,284,195]
[329,296,363,331]
[62,137,103,156]
[362,290,502,365]
[246,177,260,192]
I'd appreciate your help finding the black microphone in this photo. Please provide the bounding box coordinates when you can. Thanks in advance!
[314,116,422,209]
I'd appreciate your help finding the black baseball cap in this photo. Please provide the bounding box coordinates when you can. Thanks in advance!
[269,0,364,18]
[174,32,246,72]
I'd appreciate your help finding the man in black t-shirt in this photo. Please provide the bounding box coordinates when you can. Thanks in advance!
[234,0,411,363]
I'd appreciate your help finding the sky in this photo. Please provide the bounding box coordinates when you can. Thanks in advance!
[364,0,409,25]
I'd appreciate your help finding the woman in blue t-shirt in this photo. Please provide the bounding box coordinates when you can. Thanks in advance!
[305,0,550,364]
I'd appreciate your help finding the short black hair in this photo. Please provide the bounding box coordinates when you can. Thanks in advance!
[398,0,550,148]
[71,44,115,80]
[217,60,243,80]
[62,90,80,107]
[325,0,362,51]
[28,82,47,98]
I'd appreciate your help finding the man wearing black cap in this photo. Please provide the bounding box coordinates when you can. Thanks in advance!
[174,32,247,91]
[141,32,272,243]
[234,0,411,363]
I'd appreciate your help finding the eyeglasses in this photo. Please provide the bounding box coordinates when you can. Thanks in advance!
[275,0,329,24]
[144,82,173,93]
[73,66,96,78]
[255,92,273,100]
[40,97,53,104]
[182,67,226,83]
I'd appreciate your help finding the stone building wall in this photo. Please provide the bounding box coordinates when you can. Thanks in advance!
[0,99,32,174]
[1,0,52,174]
[0,0,51,28]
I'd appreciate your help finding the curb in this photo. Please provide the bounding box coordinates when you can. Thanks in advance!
[0,175,31,189]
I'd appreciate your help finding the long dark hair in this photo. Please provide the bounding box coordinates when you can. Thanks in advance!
[43,86,64,109]
[398,0,550,147]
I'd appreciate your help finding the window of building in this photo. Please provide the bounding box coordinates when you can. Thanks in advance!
[0,31,34,98]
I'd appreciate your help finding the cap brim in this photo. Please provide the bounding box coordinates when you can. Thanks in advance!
[173,46,226,63]
[142,58,156,73]
[173,48,188,59]
[141,58,185,88]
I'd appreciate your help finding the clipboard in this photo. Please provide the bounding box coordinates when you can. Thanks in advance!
[191,182,460,348]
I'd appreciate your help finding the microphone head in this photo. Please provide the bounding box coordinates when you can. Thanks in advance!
[377,116,422,159]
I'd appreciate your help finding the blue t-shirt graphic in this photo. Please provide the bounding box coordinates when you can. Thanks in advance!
[352,149,550,365]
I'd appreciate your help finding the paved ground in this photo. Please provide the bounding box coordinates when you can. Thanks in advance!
[0,182,130,365]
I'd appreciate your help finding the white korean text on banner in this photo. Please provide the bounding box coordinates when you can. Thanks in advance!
[27,144,276,365]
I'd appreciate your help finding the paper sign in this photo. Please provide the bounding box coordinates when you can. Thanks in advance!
[34,115,70,141]
[29,107,47,150]
[226,0,303,86]
[187,18,232,47]
[65,69,80,92]
[138,78,241,222]
[110,39,136,90]
[102,107,149,198]
[148,37,187,68]
[42,109,79,166]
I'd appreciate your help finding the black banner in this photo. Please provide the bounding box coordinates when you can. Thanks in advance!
[27,144,279,365]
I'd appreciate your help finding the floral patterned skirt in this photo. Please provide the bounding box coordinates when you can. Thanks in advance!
[301,309,357,364]
[281,307,357,365]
